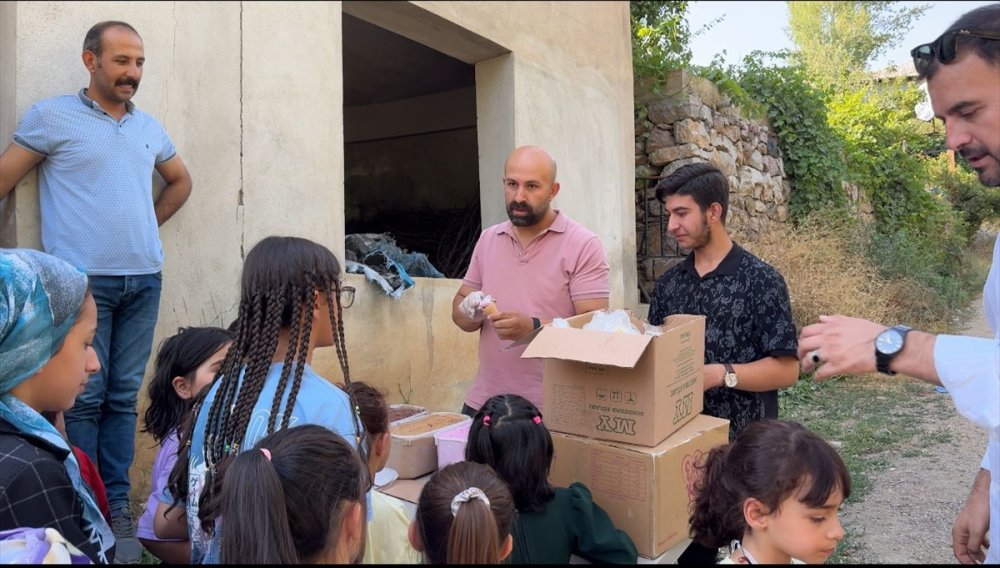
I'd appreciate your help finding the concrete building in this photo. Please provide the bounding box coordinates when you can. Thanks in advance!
[0,0,636,492]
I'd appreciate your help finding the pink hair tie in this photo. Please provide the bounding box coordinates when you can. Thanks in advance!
[483,415,491,427]
[532,416,542,425]
[260,448,272,461]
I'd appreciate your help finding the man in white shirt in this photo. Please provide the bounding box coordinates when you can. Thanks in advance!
[797,4,999,564]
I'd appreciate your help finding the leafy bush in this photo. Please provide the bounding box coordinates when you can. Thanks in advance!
[828,83,930,228]
[735,53,850,219]
[631,1,693,91]
[926,153,1000,240]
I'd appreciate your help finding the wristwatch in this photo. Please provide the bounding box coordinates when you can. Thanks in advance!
[875,325,912,375]
[723,363,738,388]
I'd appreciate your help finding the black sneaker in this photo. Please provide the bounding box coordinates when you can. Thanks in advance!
[110,508,142,564]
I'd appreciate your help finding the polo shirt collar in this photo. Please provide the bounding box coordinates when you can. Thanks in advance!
[681,242,745,278]
[77,88,135,115]
[495,209,568,237]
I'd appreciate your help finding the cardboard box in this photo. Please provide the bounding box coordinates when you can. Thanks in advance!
[519,311,705,446]
[548,414,730,558]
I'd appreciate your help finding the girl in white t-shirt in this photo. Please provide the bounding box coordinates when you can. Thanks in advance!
[690,419,851,564]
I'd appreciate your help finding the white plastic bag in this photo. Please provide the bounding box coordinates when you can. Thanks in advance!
[582,309,642,335]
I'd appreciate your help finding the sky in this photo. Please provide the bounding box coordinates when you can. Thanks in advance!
[687,1,998,72]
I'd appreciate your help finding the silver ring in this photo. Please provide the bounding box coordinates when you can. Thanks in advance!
[808,350,821,364]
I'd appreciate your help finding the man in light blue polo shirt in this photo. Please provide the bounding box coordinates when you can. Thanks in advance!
[0,20,192,564]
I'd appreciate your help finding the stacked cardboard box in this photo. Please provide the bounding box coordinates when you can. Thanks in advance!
[549,414,729,558]
[517,310,730,558]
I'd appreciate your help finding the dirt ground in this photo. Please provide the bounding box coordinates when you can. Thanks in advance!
[838,294,992,564]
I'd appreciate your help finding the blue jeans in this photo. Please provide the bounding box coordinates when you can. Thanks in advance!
[64,273,162,513]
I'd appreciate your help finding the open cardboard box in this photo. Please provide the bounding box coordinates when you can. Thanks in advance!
[515,310,706,446]
[549,414,730,558]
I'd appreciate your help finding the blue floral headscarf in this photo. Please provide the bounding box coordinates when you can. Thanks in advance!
[0,248,114,563]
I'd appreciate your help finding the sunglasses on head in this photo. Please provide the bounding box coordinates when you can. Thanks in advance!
[911,28,1000,75]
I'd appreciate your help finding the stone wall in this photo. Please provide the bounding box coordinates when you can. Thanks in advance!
[634,70,791,302]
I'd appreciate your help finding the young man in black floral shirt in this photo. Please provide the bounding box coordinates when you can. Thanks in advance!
[647,162,800,564]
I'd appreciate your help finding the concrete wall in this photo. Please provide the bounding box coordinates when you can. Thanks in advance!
[0,0,634,506]
[348,1,637,309]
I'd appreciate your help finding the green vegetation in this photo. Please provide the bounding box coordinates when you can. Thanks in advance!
[737,54,850,218]
[631,1,997,321]
[631,1,694,92]
[787,1,929,88]
[927,154,1000,241]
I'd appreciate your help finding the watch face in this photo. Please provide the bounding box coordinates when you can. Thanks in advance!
[876,329,904,355]
[724,373,738,388]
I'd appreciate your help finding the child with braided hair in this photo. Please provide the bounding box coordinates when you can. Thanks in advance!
[466,393,637,564]
[410,461,515,564]
[162,236,368,564]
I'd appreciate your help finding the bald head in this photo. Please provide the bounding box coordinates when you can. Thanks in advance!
[504,145,557,185]
[502,145,561,228]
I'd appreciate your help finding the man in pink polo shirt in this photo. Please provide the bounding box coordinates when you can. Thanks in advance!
[452,145,610,415]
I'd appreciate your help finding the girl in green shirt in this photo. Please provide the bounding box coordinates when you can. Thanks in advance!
[466,394,638,564]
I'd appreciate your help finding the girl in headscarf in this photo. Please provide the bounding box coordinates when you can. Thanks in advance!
[0,248,115,564]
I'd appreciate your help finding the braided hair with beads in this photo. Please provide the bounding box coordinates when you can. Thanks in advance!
[165,236,364,535]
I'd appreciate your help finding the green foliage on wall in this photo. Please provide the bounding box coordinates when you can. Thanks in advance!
[632,1,712,94]
[686,54,768,121]
[734,53,849,220]
[827,84,927,225]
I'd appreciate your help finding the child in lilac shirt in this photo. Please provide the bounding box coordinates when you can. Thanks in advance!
[137,327,232,564]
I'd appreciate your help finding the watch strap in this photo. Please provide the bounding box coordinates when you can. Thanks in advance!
[875,349,895,375]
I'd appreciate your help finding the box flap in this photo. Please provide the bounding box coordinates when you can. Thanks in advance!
[521,325,653,368]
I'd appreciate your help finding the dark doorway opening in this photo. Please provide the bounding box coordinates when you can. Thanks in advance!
[342,12,481,279]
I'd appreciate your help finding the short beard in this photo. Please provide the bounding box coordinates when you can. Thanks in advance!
[507,203,543,227]
[962,145,1000,187]
[689,219,713,250]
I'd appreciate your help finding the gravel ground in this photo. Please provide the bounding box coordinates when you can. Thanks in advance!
[838,294,992,564]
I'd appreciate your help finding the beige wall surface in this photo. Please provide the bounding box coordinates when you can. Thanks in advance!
[415,1,638,309]
[1,0,634,507]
